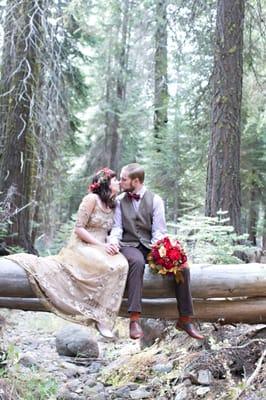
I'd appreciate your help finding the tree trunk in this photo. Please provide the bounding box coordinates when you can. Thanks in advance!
[0,10,13,151]
[154,0,168,141]
[104,0,130,173]
[104,38,116,167]
[0,0,43,253]
[205,0,245,233]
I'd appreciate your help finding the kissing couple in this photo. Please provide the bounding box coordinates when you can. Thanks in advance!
[6,163,204,341]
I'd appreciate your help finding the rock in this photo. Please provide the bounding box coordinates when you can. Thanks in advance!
[112,383,146,398]
[18,352,39,368]
[64,379,82,392]
[82,377,97,387]
[129,388,151,399]
[92,382,105,392]
[197,369,213,386]
[82,386,106,399]
[182,378,192,386]
[140,319,166,348]
[56,387,81,400]
[55,325,99,358]
[114,383,139,396]
[113,385,131,398]
[126,383,140,390]
[186,371,198,384]
[63,367,80,379]
[174,386,188,400]
[148,377,161,388]
[196,386,210,397]
[86,361,102,373]
[152,362,173,374]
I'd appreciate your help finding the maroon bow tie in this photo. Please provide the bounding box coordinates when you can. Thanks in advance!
[127,192,141,201]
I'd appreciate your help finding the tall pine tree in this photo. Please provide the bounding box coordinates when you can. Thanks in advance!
[205,0,245,233]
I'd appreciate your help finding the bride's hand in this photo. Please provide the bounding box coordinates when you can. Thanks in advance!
[105,243,120,255]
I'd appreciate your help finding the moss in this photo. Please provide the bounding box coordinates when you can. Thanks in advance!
[101,351,158,388]
[228,46,237,54]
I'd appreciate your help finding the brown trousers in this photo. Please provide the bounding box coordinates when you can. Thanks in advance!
[120,244,194,316]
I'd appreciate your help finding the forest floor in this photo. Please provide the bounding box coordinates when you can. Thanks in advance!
[0,310,265,400]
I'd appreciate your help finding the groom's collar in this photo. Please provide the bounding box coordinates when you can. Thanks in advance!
[134,186,146,198]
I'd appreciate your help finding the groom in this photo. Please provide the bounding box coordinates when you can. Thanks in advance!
[110,163,204,340]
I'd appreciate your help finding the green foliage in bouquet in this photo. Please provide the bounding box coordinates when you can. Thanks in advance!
[167,210,249,264]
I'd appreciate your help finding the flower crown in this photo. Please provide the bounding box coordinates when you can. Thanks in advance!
[89,167,113,192]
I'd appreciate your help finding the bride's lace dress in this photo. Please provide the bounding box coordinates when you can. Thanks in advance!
[6,194,128,330]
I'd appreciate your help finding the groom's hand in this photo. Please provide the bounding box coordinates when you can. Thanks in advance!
[105,243,120,255]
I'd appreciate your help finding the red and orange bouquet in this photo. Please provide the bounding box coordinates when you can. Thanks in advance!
[147,236,188,283]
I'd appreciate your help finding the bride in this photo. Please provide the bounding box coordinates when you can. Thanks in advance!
[5,168,128,339]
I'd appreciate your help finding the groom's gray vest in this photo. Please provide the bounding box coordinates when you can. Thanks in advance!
[120,190,154,249]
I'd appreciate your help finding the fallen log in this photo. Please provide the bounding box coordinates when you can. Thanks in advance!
[1,296,265,324]
[1,259,265,299]
[0,258,265,323]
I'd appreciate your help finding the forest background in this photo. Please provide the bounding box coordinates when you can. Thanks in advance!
[0,0,265,261]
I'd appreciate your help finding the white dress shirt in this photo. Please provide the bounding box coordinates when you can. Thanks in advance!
[109,186,167,246]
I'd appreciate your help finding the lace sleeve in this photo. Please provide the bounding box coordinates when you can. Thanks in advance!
[75,194,97,228]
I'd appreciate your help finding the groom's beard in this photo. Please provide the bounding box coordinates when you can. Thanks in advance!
[121,183,135,193]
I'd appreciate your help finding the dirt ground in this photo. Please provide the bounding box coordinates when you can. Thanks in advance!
[0,310,265,400]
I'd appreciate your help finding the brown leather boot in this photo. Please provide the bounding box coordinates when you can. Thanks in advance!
[176,317,204,340]
[129,321,144,340]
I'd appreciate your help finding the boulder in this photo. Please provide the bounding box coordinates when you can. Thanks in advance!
[55,325,99,358]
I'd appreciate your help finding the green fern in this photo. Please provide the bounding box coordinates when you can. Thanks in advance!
[167,211,249,264]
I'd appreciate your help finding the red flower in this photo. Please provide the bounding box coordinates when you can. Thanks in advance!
[151,247,160,261]
[163,237,172,250]
[164,260,173,270]
[89,182,100,191]
[168,248,182,261]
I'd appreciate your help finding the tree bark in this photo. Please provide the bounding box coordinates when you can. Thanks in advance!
[0,0,43,253]
[104,44,115,166]
[104,0,130,172]
[1,259,265,299]
[0,9,13,151]
[205,0,245,233]
[154,0,168,141]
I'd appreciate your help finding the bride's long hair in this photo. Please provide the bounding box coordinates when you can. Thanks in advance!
[89,168,117,209]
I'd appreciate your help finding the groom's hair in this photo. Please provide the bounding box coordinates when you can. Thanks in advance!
[123,163,145,183]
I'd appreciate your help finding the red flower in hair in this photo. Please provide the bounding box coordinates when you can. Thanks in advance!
[89,182,101,191]
[88,167,114,192]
